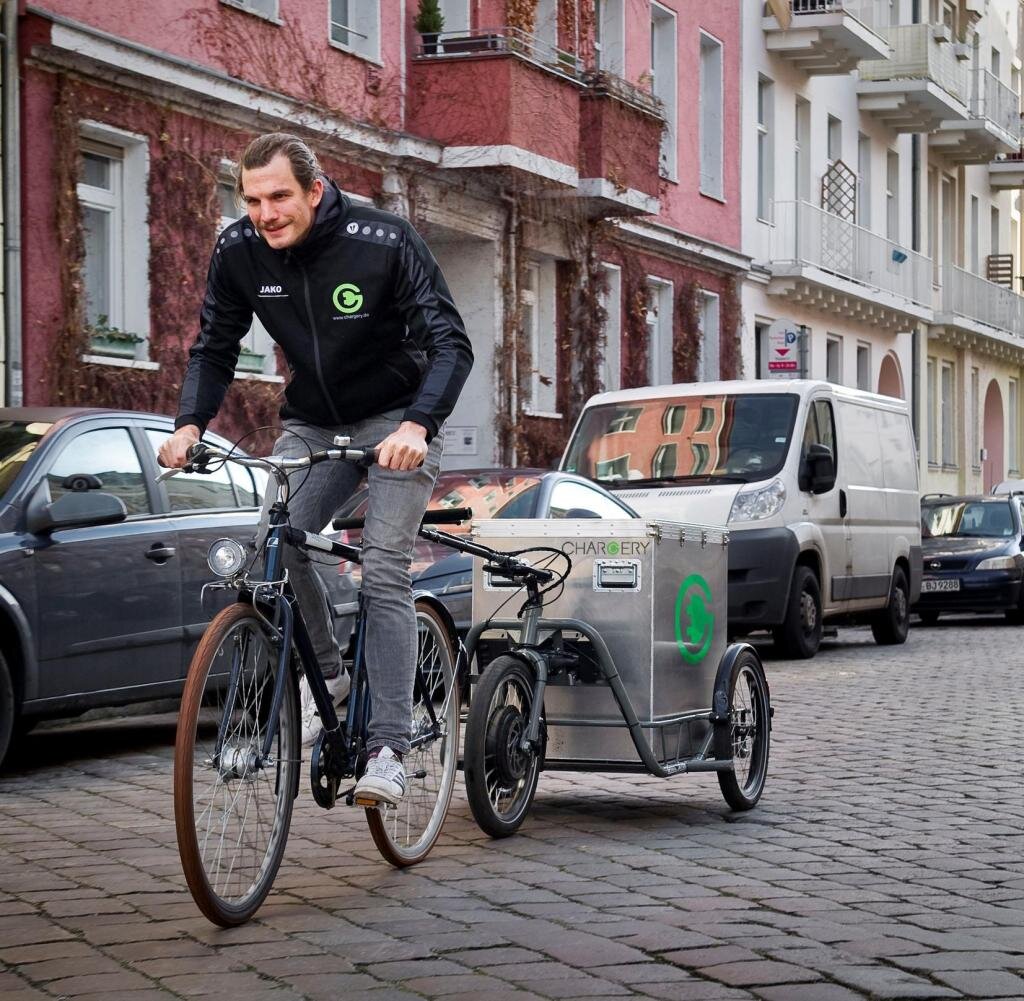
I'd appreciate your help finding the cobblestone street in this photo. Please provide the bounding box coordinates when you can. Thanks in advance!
[1,619,1022,1001]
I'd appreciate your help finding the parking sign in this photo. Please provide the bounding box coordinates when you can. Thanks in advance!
[765,319,806,380]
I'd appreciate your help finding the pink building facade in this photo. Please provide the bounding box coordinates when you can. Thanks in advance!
[14,0,746,465]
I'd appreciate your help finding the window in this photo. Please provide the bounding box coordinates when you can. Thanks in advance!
[520,261,559,416]
[650,4,677,179]
[222,0,277,17]
[927,357,937,464]
[145,430,239,511]
[857,133,871,228]
[699,292,720,382]
[803,399,836,458]
[1011,379,1019,472]
[991,46,1001,80]
[757,77,774,220]
[46,428,150,516]
[77,126,150,358]
[606,407,641,433]
[595,454,630,479]
[599,263,622,393]
[826,335,842,384]
[794,97,810,203]
[593,0,624,75]
[645,278,674,385]
[218,180,276,376]
[941,362,954,466]
[535,0,558,50]
[438,0,469,33]
[699,32,724,199]
[663,404,685,434]
[652,443,677,477]
[971,366,980,469]
[696,406,715,432]
[329,0,380,61]
[991,205,1000,259]
[970,195,980,274]
[826,114,842,167]
[691,442,711,474]
[856,342,870,391]
[886,150,899,242]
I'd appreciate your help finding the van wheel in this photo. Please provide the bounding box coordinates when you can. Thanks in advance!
[773,566,822,660]
[872,566,910,646]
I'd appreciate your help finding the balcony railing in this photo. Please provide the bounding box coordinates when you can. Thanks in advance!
[860,23,969,105]
[413,27,583,81]
[581,70,663,119]
[772,200,932,307]
[941,265,1024,335]
[971,69,1021,142]
[788,0,891,33]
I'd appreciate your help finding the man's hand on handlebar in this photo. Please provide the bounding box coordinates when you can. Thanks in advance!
[377,421,429,471]
[158,425,201,469]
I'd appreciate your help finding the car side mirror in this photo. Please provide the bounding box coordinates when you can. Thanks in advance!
[562,507,601,519]
[26,490,128,534]
[801,443,836,494]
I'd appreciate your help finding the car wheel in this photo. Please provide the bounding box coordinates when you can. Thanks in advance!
[0,651,15,769]
[773,566,822,660]
[872,566,910,646]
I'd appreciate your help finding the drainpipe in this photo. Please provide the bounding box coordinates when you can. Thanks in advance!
[1,0,20,405]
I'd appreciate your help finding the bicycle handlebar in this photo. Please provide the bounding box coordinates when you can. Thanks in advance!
[157,441,380,484]
[332,506,474,532]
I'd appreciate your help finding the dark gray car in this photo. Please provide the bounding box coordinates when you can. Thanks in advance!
[0,408,357,767]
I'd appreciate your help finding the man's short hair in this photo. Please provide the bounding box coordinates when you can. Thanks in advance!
[235,133,322,199]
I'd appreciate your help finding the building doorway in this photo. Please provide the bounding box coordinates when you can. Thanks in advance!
[983,379,1004,491]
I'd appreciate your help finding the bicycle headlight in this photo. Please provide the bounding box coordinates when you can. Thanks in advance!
[728,479,786,523]
[207,538,246,577]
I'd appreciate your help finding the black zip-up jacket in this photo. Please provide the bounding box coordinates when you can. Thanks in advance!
[176,180,473,442]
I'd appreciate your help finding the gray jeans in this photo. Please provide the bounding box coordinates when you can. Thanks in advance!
[264,413,443,754]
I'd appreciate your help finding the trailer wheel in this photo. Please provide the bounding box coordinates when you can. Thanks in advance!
[714,648,771,811]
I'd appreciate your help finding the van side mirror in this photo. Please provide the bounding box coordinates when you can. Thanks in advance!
[801,443,836,494]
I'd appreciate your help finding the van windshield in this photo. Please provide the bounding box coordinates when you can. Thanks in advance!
[563,393,799,486]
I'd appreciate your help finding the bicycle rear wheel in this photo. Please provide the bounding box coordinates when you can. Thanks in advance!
[366,600,459,867]
[174,603,300,926]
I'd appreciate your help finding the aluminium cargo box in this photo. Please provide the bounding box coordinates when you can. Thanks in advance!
[471,518,729,768]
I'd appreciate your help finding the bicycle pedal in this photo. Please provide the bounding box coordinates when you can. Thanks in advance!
[354,796,382,809]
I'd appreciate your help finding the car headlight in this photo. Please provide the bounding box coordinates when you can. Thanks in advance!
[976,554,1024,571]
[728,479,786,523]
[207,538,246,577]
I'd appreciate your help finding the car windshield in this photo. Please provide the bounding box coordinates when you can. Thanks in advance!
[922,500,1017,539]
[0,420,54,499]
[563,393,799,486]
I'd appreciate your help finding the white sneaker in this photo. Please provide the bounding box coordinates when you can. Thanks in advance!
[300,670,351,746]
[354,747,406,807]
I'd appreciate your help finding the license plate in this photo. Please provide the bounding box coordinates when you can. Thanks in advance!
[921,578,960,592]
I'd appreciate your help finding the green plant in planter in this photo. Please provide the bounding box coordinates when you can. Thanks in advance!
[87,315,144,358]
[414,0,444,53]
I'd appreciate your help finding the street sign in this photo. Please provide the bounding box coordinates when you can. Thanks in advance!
[765,319,806,380]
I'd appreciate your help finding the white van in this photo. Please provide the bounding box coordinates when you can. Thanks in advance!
[560,380,922,659]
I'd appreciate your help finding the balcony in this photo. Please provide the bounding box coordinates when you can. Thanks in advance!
[762,0,890,75]
[935,265,1024,344]
[769,201,933,331]
[858,23,971,132]
[931,70,1021,164]
[576,71,662,217]
[407,28,584,186]
[990,150,1024,190]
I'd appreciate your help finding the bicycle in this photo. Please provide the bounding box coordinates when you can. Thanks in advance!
[167,438,464,926]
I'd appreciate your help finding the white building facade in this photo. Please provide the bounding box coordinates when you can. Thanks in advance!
[742,0,1024,494]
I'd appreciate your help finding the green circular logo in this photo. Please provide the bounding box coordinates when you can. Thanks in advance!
[332,283,363,314]
[607,541,621,555]
[674,574,714,664]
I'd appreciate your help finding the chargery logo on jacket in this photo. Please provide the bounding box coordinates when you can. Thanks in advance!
[332,282,369,320]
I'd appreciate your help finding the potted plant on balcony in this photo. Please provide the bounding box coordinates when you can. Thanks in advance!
[414,0,444,55]
[87,315,143,359]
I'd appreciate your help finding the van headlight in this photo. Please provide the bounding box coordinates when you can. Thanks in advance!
[729,479,786,523]
[208,538,246,577]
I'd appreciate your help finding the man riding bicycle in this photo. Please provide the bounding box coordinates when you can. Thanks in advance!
[158,132,473,807]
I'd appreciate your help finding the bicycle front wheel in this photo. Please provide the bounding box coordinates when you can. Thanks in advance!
[174,603,300,926]
[366,600,459,867]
